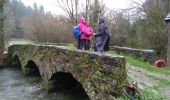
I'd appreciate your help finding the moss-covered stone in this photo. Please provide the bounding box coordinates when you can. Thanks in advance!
[8,44,127,100]
[110,46,155,64]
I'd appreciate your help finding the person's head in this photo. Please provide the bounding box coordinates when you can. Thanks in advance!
[79,16,86,24]
[86,21,90,26]
[98,16,105,24]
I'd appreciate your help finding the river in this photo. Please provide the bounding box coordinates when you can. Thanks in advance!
[0,66,89,100]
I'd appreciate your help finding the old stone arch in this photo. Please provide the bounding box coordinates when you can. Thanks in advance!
[25,60,41,77]
[49,72,90,99]
[13,55,21,68]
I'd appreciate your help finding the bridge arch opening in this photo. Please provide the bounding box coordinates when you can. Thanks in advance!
[49,72,89,99]
[25,60,41,77]
[13,55,21,68]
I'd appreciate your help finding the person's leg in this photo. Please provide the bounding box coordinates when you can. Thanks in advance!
[81,40,85,50]
[93,37,97,52]
[106,36,110,51]
[89,40,91,50]
[78,39,84,49]
[104,36,110,52]
[85,39,90,50]
[83,39,86,50]
[77,39,81,49]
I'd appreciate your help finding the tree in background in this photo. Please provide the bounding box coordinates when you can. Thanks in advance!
[106,10,130,46]
[56,0,103,28]
[90,0,100,30]
[0,0,5,55]
[4,0,170,58]
[4,0,33,40]
[126,0,170,57]
[56,0,79,25]
[22,2,74,43]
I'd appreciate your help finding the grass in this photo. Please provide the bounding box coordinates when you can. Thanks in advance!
[106,50,170,76]
[65,45,170,76]
[125,55,170,76]
[66,45,170,75]
[4,39,35,52]
[5,39,35,47]
[5,42,169,99]
[105,51,170,100]
[60,45,170,76]
[136,87,167,100]
[117,87,167,100]
[67,44,76,49]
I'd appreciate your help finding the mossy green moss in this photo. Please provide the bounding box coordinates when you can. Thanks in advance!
[8,45,127,99]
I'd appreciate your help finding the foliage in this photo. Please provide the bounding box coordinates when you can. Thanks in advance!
[126,55,170,76]
[90,0,100,30]
[136,88,167,100]
[4,0,170,58]
[117,88,167,100]
[126,0,169,57]
[107,50,170,76]
[105,10,131,46]
[4,0,33,39]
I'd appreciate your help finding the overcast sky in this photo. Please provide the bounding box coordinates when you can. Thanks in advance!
[21,0,143,15]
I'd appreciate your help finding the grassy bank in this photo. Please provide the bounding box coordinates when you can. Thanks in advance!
[125,55,170,76]
[4,39,35,52]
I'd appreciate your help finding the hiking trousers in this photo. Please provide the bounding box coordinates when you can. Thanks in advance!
[77,39,90,50]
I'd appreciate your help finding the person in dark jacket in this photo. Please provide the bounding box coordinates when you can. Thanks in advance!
[94,16,110,52]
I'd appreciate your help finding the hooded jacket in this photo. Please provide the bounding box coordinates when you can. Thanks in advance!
[78,17,88,40]
[86,22,94,40]
[95,16,110,52]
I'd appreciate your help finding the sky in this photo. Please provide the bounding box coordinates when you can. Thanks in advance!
[21,0,136,15]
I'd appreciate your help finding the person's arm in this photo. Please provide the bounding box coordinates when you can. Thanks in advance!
[79,24,85,33]
[89,27,94,36]
[95,24,105,36]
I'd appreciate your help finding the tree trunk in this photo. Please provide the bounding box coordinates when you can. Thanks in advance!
[0,0,5,64]
[167,22,170,66]
[0,0,4,53]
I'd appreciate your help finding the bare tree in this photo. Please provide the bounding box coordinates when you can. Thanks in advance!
[56,0,79,25]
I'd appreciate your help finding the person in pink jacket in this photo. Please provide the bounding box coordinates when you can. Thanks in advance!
[85,21,94,50]
[77,17,88,50]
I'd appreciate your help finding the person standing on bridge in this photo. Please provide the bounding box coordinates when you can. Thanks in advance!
[85,21,94,50]
[94,16,110,52]
[77,16,88,50]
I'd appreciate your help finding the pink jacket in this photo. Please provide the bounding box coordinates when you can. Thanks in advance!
[86,26,94,40]
[78,17,88,40]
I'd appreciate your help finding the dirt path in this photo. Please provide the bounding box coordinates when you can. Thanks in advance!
[126,63,170,99]
[127,63,170,80]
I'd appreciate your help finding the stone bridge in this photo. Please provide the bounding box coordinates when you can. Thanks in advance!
[7,44,127,100]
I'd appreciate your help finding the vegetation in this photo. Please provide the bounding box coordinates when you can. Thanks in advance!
[5,39,34,48]
[117,88,167,100]
[106,50,170,100]
[2,0,170,99]
[106,50,170,76]
[67,45,169,76]
[4,0,169,58]
[125,55,170,76]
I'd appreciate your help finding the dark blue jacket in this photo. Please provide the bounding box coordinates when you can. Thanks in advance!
[95,16,110,52]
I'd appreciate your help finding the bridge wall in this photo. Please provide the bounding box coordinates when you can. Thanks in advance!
[8,45,127,100]
[110,46,155,64]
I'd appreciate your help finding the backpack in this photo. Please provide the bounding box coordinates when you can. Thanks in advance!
[72,25,81,39]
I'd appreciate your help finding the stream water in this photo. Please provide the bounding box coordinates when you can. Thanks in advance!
[0,66,89,100]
